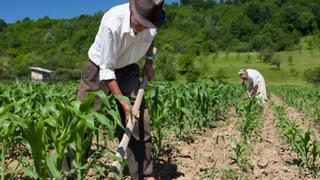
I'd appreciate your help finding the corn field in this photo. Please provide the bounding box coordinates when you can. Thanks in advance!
[0,82,241,179]
[1,82,320,179]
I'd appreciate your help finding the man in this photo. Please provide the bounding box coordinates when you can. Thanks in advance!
[76,0,165,179]
[238,69,267,105]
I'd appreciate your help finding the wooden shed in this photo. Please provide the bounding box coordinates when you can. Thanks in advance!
[29,67,53,82]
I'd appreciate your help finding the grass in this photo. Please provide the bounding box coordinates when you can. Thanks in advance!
[192,49,320,85]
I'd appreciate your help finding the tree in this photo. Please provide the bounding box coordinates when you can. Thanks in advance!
[180,0,216,7]
[245,2,273,25]
[311,4,320,29]
[300,11,317,34]
[281,5,301,32]
[229,14,255,42]
[0,19,7,32]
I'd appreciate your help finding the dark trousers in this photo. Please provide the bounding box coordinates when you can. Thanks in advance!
[76,59,153,180]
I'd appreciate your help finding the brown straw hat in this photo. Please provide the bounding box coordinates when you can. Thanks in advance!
[130,0,166,28]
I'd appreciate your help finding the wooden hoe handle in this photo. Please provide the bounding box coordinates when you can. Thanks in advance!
[108,75,148,179]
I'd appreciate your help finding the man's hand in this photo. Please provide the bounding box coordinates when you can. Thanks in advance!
[119,100,139,123]
[240,79,245,85]
[107,79,140,123]
[246,91,252,97]
[143,60,154,80]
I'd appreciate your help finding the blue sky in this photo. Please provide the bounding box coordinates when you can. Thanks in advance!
[0,0,180,24]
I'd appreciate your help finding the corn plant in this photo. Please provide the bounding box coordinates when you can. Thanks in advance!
[271,85,320,125]
[200,168,246,180]
[0,106,16,180]
[231,138,253,171]
[0,82,124,179]
[237,99,260,140]
[273,105,320,177]
[146,85,171,158]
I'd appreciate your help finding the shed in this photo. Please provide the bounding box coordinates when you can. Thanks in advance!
[29,67,53,82]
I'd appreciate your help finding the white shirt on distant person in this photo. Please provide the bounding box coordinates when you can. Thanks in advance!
[246,69,267,104]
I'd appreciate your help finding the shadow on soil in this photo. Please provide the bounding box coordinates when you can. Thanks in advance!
[154,148,185,180]
[154,159,184,180]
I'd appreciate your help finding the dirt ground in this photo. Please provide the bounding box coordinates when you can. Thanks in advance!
[154,107,242,180]
[150,95,317,180]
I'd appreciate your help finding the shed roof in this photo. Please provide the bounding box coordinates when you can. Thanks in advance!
[29,67,53,73]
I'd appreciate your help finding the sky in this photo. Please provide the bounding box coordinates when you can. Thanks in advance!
[0,0,180,24]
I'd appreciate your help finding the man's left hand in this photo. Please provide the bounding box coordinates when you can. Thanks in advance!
[143,60,154,80]
[246,91,251,97]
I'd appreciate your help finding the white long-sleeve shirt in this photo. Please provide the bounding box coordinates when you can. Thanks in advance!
[88,3,157,81]
[247,69,267,103]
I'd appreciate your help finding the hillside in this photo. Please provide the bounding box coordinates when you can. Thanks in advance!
[0,0,320,83]
[191,49,320,85]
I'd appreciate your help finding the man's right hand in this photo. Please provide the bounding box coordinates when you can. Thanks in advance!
[119,100,139,123]
[107,79,140,124]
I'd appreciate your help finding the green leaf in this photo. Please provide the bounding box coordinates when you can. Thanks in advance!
[115,96,131,107]
[94,112,113,130]
[46,157,60,180]
[44,118,57,127]
[83,115,97,130]
[180,107,191,116]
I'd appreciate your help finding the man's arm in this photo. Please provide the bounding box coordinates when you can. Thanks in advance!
[106,80,138,121]
[247,85,258,97]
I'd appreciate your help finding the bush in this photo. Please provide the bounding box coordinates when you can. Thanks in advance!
[215,68,229,83]
[154,54,177,81]
[234,42,252,52]
[186,70,200,82]
[52,68,81,81]
[259,48,281,70]
[304,66,320,84]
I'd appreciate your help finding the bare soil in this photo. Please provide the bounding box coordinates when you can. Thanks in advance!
[271,94,319,140]
[150,95,317,179]
[154,107,242,180]
[248,101,308,180]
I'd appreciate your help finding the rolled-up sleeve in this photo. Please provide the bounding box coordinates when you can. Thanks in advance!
[99,26,118,81]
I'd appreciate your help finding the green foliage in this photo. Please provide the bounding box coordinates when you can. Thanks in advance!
[180,0,216,7]
[0,1,320,80]
[273,105,320,177]
[0,19,7,32]
[271,85,320,122]
[177,54,194,73]
[231,138,253,171]
[52,68,81,81]
[214,68,229,83]
[0,82,123,179]
[0,81,243,178]
[153,53,177,81]
[304,66,320,84]
[259,48,282,70]
[236,99,261,140]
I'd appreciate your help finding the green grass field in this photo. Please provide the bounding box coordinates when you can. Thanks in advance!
[191,49,320,85]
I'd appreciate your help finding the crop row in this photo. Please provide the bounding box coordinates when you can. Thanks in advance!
[0,82,241,179]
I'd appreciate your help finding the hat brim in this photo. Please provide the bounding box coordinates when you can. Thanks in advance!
[131,0,165,28]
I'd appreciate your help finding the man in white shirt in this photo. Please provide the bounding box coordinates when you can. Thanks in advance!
[74,0,165,179]
[238,69,267,105]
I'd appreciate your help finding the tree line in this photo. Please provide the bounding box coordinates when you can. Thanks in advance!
[0,0,320,81]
